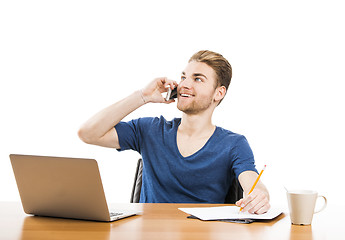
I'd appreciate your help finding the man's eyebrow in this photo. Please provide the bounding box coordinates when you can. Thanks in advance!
[193,73,207,79]
[181,72,207,79]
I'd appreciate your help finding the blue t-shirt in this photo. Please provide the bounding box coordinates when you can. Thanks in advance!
[115,116,258,203]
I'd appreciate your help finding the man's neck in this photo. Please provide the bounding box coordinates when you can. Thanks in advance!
[179,110,215,137]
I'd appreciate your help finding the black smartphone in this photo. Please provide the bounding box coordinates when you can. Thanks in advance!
[165,87,178,101]
[170,88,178,99]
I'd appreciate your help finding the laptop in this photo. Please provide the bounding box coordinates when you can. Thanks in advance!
[10,154,139,222]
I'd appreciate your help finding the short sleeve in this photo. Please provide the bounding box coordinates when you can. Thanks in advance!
[231,135,258,179]
[114,119,142,153]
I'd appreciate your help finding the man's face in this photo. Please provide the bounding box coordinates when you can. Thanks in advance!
[177,61,218,114]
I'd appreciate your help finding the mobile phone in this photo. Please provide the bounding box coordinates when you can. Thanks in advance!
[165,87,178,101]
[170,88,178,99]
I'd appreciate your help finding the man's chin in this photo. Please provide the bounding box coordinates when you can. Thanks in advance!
[177,99,213,115]
[177,104,199,115]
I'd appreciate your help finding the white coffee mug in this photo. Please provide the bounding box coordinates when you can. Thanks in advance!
[287,190,327,225]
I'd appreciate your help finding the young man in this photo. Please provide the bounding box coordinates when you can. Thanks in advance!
[78,50,270,214]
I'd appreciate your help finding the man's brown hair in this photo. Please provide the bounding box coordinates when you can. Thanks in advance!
[189,50,232,94]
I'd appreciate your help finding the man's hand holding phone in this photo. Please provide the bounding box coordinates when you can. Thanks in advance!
[141,77,178,104]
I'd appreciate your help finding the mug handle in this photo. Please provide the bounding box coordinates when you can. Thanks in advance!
[314,195,327,214]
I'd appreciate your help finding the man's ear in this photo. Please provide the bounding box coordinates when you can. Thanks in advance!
[214,86,227,103]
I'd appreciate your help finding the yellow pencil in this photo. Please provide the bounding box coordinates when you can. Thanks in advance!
[239,165,266,212]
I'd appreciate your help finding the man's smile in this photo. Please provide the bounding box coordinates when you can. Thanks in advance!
[180,93,194,98]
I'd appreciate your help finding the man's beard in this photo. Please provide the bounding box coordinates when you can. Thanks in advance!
[177,95,213,115]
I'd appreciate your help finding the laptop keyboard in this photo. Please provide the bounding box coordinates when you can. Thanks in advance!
[110,212,123,217]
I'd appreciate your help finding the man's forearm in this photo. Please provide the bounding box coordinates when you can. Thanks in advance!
[78,90,145,144]
[239,171,270,199]
[78,77,177,147]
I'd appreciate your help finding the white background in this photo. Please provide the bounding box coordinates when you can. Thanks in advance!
[1,0,344,210]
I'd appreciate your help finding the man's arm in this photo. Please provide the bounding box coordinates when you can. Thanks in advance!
[236,171,270,214]
[77,77,177,148]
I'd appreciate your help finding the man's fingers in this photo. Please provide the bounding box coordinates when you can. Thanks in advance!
[241,190,269,214]
[255,202,270,214]
[242,194,259,213]
[249,194,269,214]
[161,78,178,91]
[235,199,244,207]
[142,77,178,103]
[164,99,175,104]
[241,193,256,209]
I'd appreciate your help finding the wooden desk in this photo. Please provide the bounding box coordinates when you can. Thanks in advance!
[0,202,342,240]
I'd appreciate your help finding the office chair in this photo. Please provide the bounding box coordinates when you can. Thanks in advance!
[130,158,243,204]
[130,158,144,203]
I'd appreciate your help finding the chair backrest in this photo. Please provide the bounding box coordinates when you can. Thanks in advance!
[130,158,143,203]
[130,158,243,204]
[224,175,243,204]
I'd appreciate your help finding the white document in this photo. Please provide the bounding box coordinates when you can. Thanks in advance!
[178,206,282,220]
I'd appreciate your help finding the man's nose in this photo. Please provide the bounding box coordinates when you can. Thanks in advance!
[179,77,193,89]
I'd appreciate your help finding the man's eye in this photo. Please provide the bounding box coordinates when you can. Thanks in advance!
[195,78,202,82]
[181,76,186,81]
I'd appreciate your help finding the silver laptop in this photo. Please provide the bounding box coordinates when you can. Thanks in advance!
[10,154,138,222]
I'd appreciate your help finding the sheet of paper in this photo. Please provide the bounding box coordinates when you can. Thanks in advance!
[178,206,282,220]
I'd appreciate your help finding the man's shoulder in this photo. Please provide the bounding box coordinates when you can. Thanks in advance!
[135,116,181,128]
[214,126,251,148]
[216,126,244,139]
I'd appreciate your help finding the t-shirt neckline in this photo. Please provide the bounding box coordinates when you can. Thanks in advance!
[174,119,219,159]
